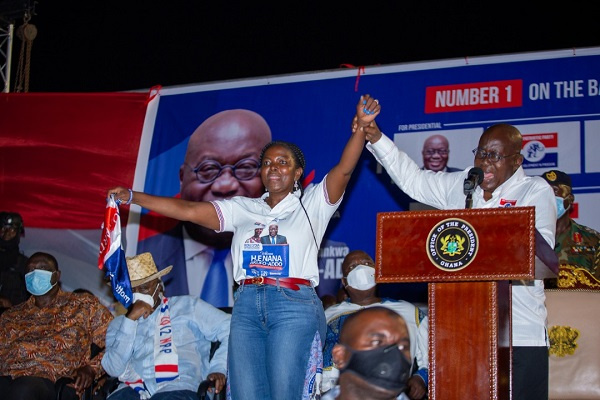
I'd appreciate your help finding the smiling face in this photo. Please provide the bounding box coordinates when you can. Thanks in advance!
[268,224,278,237]
[260,144,303,198]
[179,109,271,245]
[181,109,271,202]
[422,134,450,172]
[474,124,523,200]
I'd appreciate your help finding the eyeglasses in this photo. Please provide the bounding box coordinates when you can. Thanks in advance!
[190,158,260,184]
[423,149,448,156]
[472,148,521,163]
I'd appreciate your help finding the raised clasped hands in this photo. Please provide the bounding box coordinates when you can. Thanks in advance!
[352,94,382,143]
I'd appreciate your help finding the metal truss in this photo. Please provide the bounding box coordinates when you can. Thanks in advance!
[0,23,14,93]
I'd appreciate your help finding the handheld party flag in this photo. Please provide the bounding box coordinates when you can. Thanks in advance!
[99,194,133,308]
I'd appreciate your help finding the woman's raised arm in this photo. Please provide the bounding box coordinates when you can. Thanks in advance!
[325,94,381,203]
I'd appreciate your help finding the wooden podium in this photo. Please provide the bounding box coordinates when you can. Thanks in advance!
[375,206,556,400]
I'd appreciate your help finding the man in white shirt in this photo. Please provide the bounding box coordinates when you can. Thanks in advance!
[356,95,556,399]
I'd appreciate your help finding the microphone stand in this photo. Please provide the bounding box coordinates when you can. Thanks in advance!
[463,168,481,209]
[465,191,474,209]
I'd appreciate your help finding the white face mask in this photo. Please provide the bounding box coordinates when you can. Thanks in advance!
[132,282,160,307]
[346,265,376,290]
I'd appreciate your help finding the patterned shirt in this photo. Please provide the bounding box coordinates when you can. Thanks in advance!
[0,289,114,382]
[546,220,600,290]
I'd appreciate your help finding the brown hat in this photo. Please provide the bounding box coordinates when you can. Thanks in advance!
[126,252,172,288]
[541,170,571,188]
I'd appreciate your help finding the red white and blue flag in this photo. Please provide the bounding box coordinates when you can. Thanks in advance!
[99,195,133,308]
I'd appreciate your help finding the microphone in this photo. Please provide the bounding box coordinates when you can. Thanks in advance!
[463,167,484,195]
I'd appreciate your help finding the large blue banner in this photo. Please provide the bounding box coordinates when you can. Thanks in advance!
[127,48,600,304]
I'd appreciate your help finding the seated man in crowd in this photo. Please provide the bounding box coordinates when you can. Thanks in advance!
[0,251,114,400]
[323,250,428,400]
[322,306,413,400]
[102,252,231,399]
[541,169,600,290]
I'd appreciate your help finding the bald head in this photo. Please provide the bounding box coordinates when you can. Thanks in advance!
[340,306,409,348]
[480,123,523,154]
[333,306,412,397]
[179,109,272,244]
[422,134,451,172]
[185,110,271,164]
[342,250,374,277]
[475,123,524,200]
[180,109,272,200]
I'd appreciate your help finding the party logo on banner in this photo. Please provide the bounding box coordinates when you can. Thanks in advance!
[521,132,558,169]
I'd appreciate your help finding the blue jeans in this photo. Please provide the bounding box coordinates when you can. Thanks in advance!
[228,283,326,400]
[108,387,198,400]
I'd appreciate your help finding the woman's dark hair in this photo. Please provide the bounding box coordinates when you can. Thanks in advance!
[259,141,306,194]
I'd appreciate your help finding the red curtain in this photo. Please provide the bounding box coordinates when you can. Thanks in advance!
[0,92,149,229]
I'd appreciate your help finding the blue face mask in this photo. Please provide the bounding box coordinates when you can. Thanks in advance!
[25,269,56,296]
[555,196,568,219]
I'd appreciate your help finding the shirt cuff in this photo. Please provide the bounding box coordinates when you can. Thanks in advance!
[414,368,428,387]
[366,132,396,161]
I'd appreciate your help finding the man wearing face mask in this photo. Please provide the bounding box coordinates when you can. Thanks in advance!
[541,170,600,290]
[322,250,428,400]
[0,252,114,400]
[102,252,231,399]
[322,306,413,400]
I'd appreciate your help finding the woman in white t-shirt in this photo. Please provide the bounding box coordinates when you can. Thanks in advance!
[107,95,381,400]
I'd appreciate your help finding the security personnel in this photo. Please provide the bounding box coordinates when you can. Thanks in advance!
[541,170,600,290]
[0,212,29,310]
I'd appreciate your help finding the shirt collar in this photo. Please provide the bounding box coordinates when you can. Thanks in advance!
[182,225,210,260]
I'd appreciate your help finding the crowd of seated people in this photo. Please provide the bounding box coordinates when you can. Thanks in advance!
[0,251,113,400]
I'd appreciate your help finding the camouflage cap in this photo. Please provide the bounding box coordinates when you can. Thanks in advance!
[541,170,571,188]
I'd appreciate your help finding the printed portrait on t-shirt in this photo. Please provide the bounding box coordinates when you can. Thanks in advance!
[243,222,290,278]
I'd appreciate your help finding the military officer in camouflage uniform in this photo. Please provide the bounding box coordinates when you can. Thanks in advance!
[541,170,600,290]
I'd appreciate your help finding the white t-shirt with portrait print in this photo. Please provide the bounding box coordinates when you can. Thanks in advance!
[211,176,342,285]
